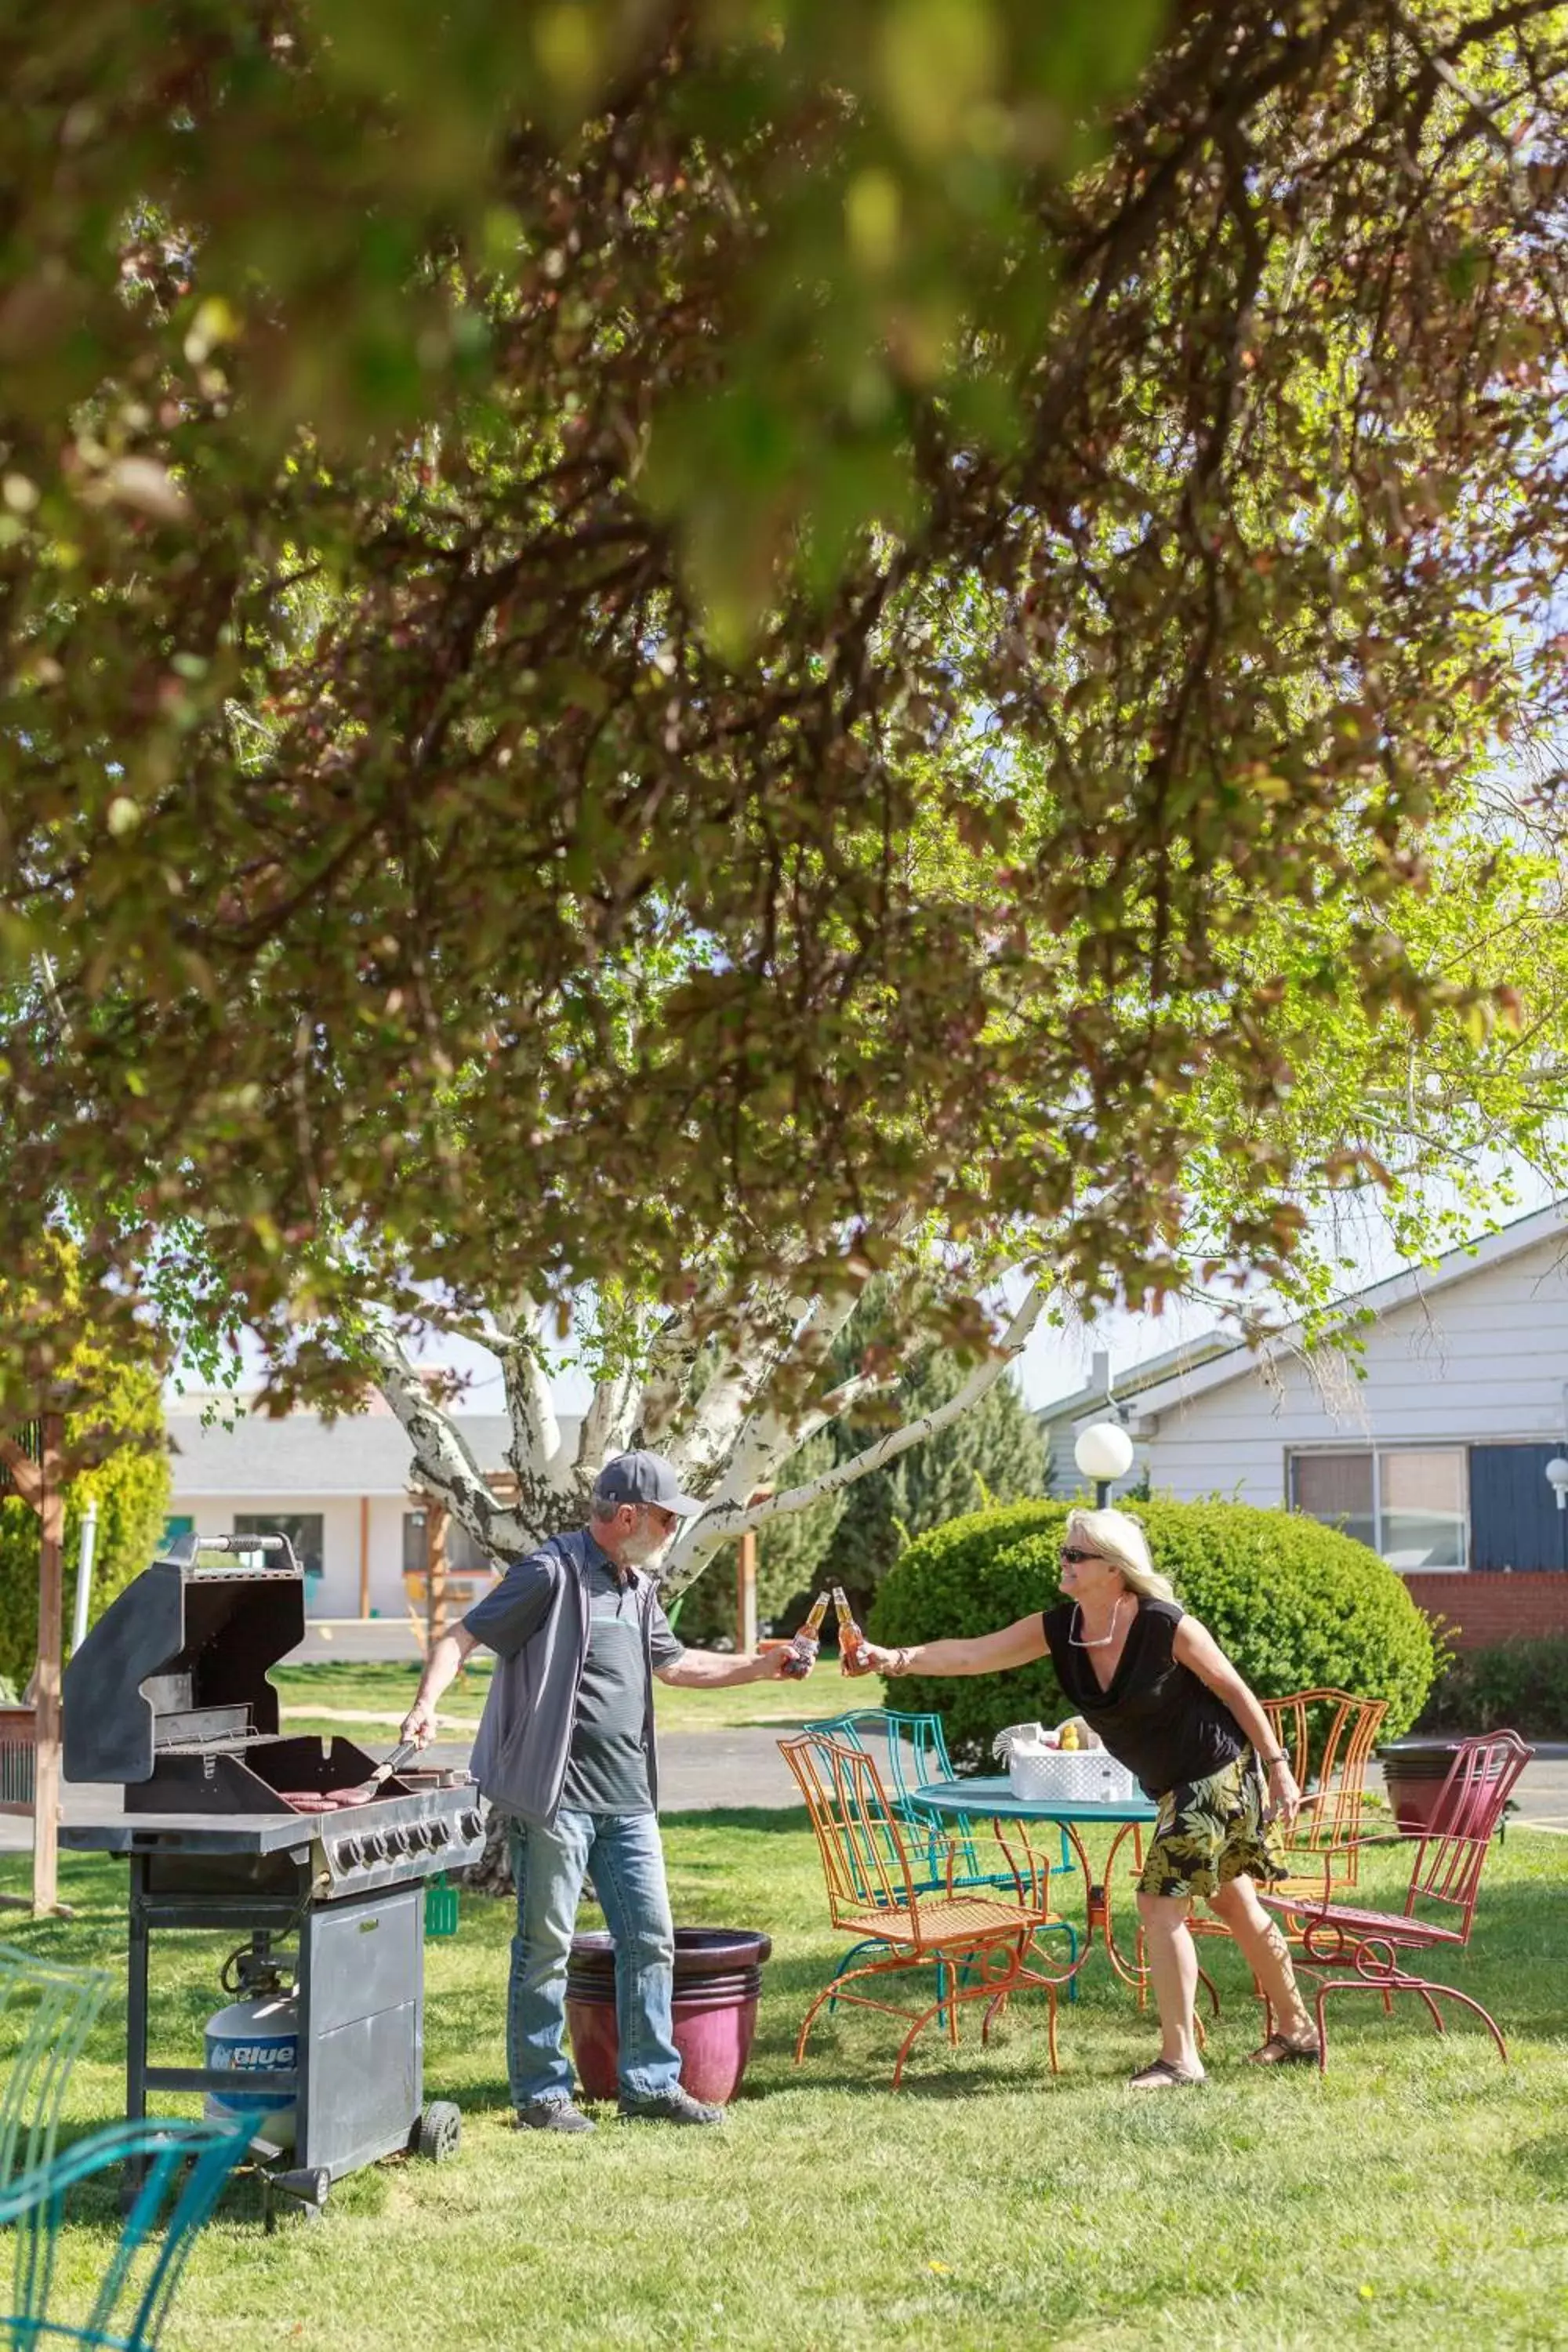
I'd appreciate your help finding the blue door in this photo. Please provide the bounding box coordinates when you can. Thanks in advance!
[1468,1445,1568,1573]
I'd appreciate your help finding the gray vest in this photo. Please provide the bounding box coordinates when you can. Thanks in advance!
[467,1529,662,1826]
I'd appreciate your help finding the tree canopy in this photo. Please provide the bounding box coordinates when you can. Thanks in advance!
[3,2,1568,1410]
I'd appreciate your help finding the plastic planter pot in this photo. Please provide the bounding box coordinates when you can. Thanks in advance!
[1378,1737,1504,1835]
[565,1929,772,2106]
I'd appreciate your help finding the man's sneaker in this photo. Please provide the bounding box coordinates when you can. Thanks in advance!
[618,2087,724,2127]
[514,2098,595,2134]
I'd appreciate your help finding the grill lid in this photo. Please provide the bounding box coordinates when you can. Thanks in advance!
[64,1531,305,1786]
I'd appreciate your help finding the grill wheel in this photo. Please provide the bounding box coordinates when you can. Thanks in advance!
[413,2101,462,2162]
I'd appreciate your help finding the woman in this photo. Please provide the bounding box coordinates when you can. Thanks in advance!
[860,1505,1319,2086]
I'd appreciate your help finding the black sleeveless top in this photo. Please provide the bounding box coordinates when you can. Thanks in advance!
[1041,1597,1247,1797]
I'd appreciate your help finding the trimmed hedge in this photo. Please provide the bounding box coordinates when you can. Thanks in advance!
[1416,1635,1568,1739]
[866,1497,1439,1768]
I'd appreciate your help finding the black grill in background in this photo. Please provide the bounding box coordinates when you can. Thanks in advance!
[61,1531,485,2213]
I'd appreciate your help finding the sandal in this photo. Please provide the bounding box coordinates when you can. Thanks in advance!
[1247,2031,1319,2066]
[1127,2058,1204,2090]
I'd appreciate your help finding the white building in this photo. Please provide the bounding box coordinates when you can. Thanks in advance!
[1111,1203,1568,1647]
[165,1398,580,1621]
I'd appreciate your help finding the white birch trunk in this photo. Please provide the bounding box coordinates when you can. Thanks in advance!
[371,1276,1045,1589]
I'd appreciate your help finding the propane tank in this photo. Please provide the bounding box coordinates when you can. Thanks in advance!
[203,1991,299,2155]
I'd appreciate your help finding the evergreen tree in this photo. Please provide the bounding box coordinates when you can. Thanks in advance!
[763,1280,1048,1624]
[822,1352,1047,1613]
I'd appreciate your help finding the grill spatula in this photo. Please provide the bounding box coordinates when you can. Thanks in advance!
[328,1739,420,1804]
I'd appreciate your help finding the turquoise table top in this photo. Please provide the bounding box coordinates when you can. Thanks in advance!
[907,1775,1157,1826]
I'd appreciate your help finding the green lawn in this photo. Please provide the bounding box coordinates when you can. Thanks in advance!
[9,1818,1567,2350]
[270,1657,855,1737]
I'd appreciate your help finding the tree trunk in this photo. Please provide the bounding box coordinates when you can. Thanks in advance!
[466,1808,516,1899]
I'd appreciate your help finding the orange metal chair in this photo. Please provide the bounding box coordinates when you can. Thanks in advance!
[1262,1687,1388,1900]
[779,1733,1060,2087]
[1190,1689,1388,1958]
[1258,1728,1533,2071]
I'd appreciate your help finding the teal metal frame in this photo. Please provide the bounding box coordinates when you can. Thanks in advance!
[0,2114,252,2350]
[0,1950,111,2190]
[804,1711,1080,2004]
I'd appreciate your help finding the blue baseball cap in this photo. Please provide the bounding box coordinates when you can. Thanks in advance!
[592,1450,706,1519]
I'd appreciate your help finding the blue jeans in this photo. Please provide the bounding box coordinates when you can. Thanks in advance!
[507,1809,681,2108]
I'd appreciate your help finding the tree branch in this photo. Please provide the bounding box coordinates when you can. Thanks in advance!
[662,1280,1047,1588]
[362,1323,533,1558]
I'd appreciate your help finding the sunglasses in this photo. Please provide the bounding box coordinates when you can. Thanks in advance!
[1058,1546,1104,1564]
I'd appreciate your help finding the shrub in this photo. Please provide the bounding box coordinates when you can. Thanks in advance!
[867,1497,1439,1768]
[0,1360,169,1690]
[1416,1636,1568,1738]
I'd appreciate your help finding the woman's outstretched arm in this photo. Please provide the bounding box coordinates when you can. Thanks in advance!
[861,1614,1049,1679]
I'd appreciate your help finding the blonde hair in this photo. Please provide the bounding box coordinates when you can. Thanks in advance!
[1065,1507,1174,1602]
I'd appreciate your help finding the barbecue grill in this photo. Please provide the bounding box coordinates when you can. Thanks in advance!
[60,1531,486,2216]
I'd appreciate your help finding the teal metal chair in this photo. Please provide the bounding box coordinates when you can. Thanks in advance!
[0,2114,251,2349]
[0,1951,111,2190]
[805,1711,1080,2002]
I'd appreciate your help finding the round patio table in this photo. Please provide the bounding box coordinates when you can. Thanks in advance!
[906,1775,1164,2002]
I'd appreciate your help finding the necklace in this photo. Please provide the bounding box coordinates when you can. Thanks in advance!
[1068,1595,1126,1650]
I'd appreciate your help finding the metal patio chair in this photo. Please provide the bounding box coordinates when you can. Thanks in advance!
[1192,1689,1389,1975]
[780,1733,1060,2087]
[808,1709,1080,1998]
[0,2113,251,2349]
[1262,1687,1388,1900]
[0,1950,111,2190]
[1258,1728,1533,2071]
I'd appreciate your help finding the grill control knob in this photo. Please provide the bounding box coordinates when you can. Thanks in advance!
[460,1809,485,1843]
[362,1831,389,1864]
[333,1838,362,1871]
[387,1826,411,1858]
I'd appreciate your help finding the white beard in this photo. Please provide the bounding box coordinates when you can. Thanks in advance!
[622,1528,673,1574]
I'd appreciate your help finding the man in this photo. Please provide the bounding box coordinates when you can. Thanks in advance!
[401,1448,806,2132]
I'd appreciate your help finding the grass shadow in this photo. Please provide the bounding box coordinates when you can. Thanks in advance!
[660,1806,811,1835]
[1508,2130,1568,2195]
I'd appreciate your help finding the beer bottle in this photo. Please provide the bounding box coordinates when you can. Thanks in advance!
[782,1592,829,1680]
[833,1585,872,1677]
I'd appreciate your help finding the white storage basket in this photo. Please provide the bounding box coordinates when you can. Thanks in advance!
[1006,1748,1138,1805]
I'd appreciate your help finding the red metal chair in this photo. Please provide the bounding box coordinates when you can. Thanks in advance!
[1258,1729,1533,2071]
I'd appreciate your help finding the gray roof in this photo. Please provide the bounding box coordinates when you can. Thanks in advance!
[1033,1334,1232,1426]
[167,1410,583,1498]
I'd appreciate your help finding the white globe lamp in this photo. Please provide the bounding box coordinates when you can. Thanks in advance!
[1074,1421,1135,1506]
[1545,1457,1568,1513]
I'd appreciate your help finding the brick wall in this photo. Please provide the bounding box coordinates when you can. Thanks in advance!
[1403,1571,1568,1650]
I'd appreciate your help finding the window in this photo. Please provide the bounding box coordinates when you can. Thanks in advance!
[1379,1450,1467,1573]
[402,1511,492,1579]
[1290,1454,1375,1553]
[1289,1449,1467,1570]
[233,1512,325,1581]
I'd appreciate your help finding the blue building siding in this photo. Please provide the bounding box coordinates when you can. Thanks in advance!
[1468,1444,1568,1573]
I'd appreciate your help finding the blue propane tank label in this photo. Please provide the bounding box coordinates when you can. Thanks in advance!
[205,1997,298,2120]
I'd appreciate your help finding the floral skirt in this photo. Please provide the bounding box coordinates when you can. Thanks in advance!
[1135,1756,1287,1900]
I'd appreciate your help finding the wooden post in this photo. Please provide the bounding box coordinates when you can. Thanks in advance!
[32,1414,64,1918]
[358,1494,372,1620]
[425,1501,449,1646]
[735,1529,758,1656]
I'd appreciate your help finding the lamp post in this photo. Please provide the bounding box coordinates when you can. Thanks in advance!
[69,1497,98,1657]
[1074,1421,1135,1509]
[1546,1456,1568,1570]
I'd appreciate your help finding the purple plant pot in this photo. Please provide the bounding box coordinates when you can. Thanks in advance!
[565,1929,772,2107]
[1378,1738,1508,1836]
